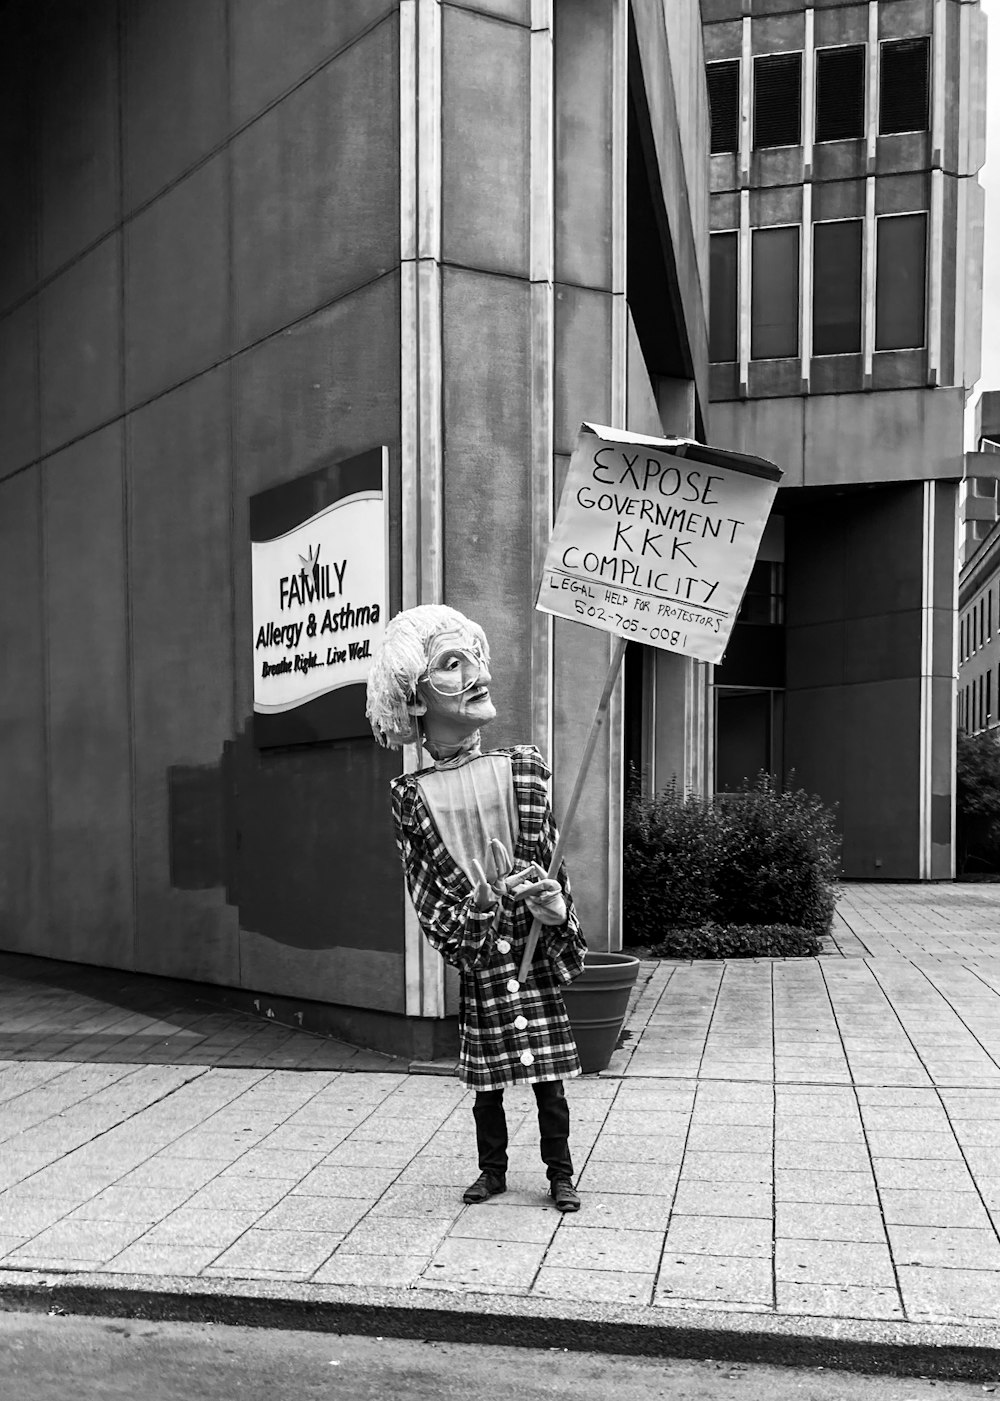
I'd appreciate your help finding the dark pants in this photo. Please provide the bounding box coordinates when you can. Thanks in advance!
[473,1080,573,1182]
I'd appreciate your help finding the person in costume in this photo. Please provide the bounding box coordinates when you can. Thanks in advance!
[365,605,586,1212]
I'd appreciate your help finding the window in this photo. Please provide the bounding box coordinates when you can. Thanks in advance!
[738,560,785,625]
[708,61,740,154]
[987,669,992,726]
[710,232,739,363]
[879,37,930,134]
[812,220,863,355]
[990,591,994,641]
[753,53,802,148]
[815,45,866,142]
[875,213,927,351]
[751,226,799,359]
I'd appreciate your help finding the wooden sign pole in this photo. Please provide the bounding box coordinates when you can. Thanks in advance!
[517,634,628,984]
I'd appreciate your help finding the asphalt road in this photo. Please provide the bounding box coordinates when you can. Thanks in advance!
[0,1313,996,1401]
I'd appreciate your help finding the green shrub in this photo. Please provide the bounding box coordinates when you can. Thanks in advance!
[644,923,824,960]
[956,729,1000,874]
[624,772,840,948]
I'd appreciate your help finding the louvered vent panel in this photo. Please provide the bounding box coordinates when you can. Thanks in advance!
[879,37,930,135]
[815,46,866,142]
[707,61,740,154]
[753,53,802,149]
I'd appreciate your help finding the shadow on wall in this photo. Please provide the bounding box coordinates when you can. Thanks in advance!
[166,721,403,955]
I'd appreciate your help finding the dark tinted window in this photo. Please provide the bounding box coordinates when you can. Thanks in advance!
[708,61,740,154]
[875,213,927,350]
[753,53,802,148]
[751,226,799,359]
[879,37,930,134]
[816,45,866,141]
[710,232,739,362]
[812,220,863,355]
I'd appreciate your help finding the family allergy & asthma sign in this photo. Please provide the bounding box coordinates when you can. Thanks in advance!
[250,447,388,747]
[537,423,781,663]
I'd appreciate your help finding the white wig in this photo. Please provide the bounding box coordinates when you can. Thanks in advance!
[365,605,490,748]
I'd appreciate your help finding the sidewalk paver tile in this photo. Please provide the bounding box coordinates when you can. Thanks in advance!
[879,1189,993,1228]
[206,1229,340,1275]
[774,1142,872,1172]
[680,1151,772,1183]
[671,1181,771,1218]
[4,1219,147,1265]
[140,1208,263,1245]
[448,1205,559,1244]
[420,1237,546,1290]
[871,1158,979,1192]
[686,1124,772,1154]
[557,1193,673,1232]
[588,1134,686,1165]
[664,1214,772,1258]
[774,1168,880,1205]
[654,1254,772,1306]
[365,1185,464,1219]
[776,1282,904,1319]
[70,1185,196,1223]
[542,1226,662,1274]
[311,1252,429,1287]
[103,1242,223,1274]
[887,1224,1000,1270]
[776,1203,886,1243]
[897,1264,1000,1321]
[219,1149,322,1179]
[337,1216,449,1256]
[532,1266,655,1305]
[254,1196,370,1234]
[775,1239,896,1288]
[575,1161,680,1195]
[865,1131,963,1160]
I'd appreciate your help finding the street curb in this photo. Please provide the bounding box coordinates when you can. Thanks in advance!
[2,1273,1000,1381]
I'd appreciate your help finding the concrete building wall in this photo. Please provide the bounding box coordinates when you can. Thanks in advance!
[0,1,410,1032]
[0,0,712,1049]
[784,482,956,879]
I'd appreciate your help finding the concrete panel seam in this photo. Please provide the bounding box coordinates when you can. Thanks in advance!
[17,268,401,478]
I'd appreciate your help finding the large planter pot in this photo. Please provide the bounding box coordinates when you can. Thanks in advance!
[561,951,641,1074]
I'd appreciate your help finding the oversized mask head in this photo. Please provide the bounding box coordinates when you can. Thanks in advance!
[365,605,495,751]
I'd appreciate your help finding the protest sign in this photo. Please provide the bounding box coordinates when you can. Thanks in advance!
[537,423,781,663]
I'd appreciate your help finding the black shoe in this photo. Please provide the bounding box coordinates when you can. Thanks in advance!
[550,1178,580,1212]
[463,1171,507,1204]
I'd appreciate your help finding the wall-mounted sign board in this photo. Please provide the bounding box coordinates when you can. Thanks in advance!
[250,447,388,747]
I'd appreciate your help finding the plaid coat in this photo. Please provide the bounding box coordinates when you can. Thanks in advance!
[390,745,586,1090]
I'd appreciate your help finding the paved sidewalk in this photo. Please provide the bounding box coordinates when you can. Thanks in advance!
[2,882,1000,1355]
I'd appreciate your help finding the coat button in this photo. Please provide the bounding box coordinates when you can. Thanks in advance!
[506,978,520,993]
[496,939,510,954]
[514,1015,528,1030]
[519,1050,535,1066]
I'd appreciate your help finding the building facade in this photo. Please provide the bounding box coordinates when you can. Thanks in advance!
[958,392,1000,732]
[0,0,714,1055]
[702,0,987,878]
